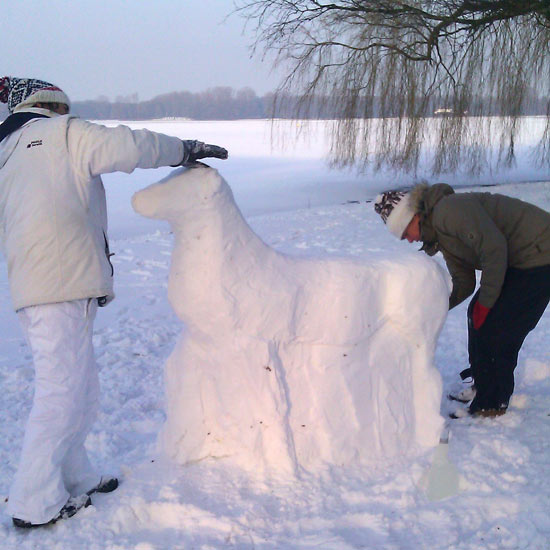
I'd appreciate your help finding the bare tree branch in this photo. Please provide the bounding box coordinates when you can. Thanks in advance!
[236,0,550,173]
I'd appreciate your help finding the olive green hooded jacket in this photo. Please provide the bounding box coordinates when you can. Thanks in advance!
[409,183,550,309]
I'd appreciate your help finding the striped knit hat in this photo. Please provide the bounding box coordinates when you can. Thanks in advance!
[0,76,70,114]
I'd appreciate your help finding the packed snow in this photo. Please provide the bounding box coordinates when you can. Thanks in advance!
[1,118,550,549]
[132,164,447,473]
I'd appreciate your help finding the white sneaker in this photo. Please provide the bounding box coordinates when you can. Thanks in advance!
[448,385,476,403]
[86,476,119,496]
[449,406,470,419]
[13,494,92,528]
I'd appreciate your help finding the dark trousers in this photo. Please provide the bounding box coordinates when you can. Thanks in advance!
[467,265,550,411]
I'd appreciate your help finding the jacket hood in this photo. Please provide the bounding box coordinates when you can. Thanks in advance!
[409,182,454,255]
[409,182,455,216]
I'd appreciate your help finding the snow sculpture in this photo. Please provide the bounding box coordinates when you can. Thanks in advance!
[132,164,448,474]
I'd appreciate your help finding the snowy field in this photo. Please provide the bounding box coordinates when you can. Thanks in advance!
[1,118,550,549]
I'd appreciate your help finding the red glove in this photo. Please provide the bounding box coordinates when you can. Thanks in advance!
[473,301,491,330]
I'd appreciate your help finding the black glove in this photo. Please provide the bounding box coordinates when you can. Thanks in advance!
[177,140,228,165]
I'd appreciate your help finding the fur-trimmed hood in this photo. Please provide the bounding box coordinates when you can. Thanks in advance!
[409,182,455,216]
[409,183,455,255]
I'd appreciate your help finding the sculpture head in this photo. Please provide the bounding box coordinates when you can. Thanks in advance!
[132,163,227,222]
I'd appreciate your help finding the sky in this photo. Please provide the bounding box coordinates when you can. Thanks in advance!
[2,0,282,102]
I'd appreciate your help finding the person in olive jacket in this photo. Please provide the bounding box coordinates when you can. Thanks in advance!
[374,183,550,418]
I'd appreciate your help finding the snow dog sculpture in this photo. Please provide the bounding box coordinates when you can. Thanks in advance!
[132,164,448,474]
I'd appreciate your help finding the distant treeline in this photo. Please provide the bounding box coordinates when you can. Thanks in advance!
[1,86,548,121]
[73,87,550,120]
[72,87,274,121]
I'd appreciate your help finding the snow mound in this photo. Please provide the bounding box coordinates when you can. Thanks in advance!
[132,165,449,474]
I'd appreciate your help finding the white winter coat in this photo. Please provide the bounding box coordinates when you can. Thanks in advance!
[0,109,183,310]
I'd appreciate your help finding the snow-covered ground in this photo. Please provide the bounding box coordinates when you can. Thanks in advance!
[1,119,550,549]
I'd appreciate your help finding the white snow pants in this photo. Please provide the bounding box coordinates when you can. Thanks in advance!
[8,299,101,524]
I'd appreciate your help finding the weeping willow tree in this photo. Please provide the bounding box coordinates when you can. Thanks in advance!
[236,0,550,174]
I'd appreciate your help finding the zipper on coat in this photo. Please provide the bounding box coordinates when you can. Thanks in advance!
[103,231,115,276]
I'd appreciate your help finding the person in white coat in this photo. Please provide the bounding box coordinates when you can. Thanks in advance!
[0,76,228,528]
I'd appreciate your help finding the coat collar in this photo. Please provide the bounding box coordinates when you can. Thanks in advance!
[0,111,51,144]
[419,217,440,256]
[12,106,58,117]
